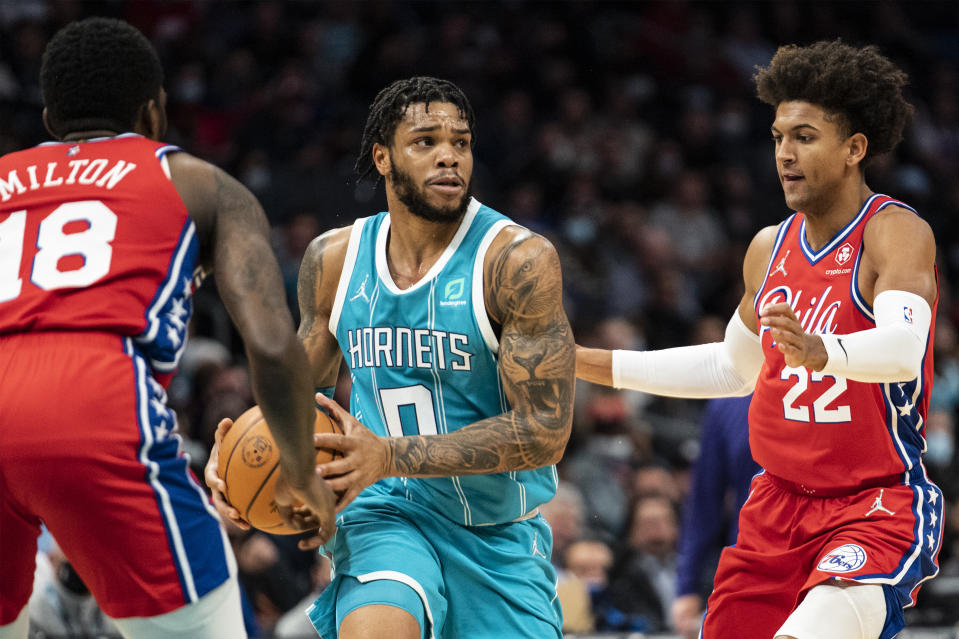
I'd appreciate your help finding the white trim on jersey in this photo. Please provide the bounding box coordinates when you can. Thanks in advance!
[159,154,172,180]
[798,193,880,263]
[137,221,196,373]
[472,219,513,354]
[375,198,481,295]
[354,571,437,639]
[155,145,181,180]
[126,338,199,603]
[849,482,940,602]
[753,215,794,314]
[328,217,368,336]
[850,246,873,320]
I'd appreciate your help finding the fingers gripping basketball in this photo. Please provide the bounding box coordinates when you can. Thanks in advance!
[217,405,340,534]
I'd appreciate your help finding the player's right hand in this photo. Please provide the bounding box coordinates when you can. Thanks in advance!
[274,469,337,547]
[204,417,251,531]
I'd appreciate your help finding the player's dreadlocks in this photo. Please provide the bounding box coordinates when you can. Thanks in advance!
[754,39,912,164]
[40,17,163,138]
[354,76,476,183]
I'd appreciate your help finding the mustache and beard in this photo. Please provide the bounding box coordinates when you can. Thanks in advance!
[388,159,472,223]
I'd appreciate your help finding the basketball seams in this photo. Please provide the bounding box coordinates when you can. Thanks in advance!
[244,459,281,525]
[220,407,342,533]
[220,408,265,506]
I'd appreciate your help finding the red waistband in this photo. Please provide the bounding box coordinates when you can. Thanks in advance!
[764,472,903,498]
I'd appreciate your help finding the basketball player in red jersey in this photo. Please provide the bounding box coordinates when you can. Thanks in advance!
[0,18,334,639]
[578,41,942,639]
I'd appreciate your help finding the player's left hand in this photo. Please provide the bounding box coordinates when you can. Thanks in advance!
[760,302,828,370]
[312,393,392,514]
[204,417,251,531]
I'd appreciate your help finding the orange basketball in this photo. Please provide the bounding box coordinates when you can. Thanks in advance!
[217,405,341,535]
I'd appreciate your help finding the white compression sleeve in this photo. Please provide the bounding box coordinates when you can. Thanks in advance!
[819,290,931,383]
[612,312,763,398]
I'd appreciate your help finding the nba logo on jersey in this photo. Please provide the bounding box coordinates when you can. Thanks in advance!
[817,544,867,573]
[904,306,914,324]
[835,242,855,265]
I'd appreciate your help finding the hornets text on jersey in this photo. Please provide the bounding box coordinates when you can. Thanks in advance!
[329,198,558,526]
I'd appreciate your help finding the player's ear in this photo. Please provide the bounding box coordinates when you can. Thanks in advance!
[42,109,61,140]
[372,143,391,178]
[136,92,166,141]
[846,132,868,168]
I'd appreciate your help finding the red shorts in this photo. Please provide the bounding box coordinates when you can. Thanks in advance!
[702,471,943,639]
[0,332,235,623]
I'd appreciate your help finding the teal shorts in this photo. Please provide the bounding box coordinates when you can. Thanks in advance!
[306,491,562,639]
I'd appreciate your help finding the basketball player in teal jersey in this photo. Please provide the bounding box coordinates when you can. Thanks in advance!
[207,77,575,639]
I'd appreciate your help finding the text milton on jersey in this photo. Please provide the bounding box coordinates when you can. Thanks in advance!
[0,159,137,201]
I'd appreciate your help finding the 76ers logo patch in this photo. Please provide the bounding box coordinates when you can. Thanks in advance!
[817,544,867,573]
[835,242,855,266]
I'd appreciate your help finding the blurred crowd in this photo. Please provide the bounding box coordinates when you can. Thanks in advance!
[3,1,959,637]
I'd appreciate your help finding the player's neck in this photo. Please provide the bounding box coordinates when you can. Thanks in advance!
[60,129,121,142]
[385,204,464,288]
[802,182,873,251]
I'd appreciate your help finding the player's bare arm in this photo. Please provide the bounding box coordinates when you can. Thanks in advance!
[314,228,574,507]
[297,227,351,387]
[171,153,335,537]
[761,206,937,373]
[859,205,937,308]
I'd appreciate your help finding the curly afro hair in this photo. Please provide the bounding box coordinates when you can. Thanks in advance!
[754,39,912,163]
[354,76,476,183]
[40,17,163,137]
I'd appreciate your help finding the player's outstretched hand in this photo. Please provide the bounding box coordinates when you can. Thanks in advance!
[313,393,392,514]
[760,302,827,370]
[274,467,336,546]
[204,417,251,530]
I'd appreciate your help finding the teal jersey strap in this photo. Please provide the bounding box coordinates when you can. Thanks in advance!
[315,386,335,412]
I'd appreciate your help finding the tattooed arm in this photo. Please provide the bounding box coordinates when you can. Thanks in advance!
[392,227,573,474]
[316,226,574,494]
[297,227,350,389]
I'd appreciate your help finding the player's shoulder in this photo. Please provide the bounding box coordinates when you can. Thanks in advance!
[864,201,935,253]
[302,225,353,283]
[484,223,560,271]
[744,224,782,262]
[866,201,934,235]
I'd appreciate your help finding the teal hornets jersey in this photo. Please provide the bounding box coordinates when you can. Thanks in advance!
[328,199,558,526]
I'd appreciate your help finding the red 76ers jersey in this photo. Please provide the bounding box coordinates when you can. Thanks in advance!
[749,194,937,492]
[0,134,201,385]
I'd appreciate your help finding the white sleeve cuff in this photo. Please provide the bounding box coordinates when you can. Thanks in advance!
[819,289,931,383]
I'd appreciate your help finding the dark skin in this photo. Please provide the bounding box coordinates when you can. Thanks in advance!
[208,103,575,552]
[44,90,336,541]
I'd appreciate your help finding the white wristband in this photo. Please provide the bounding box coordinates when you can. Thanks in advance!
[819,289,931,383]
